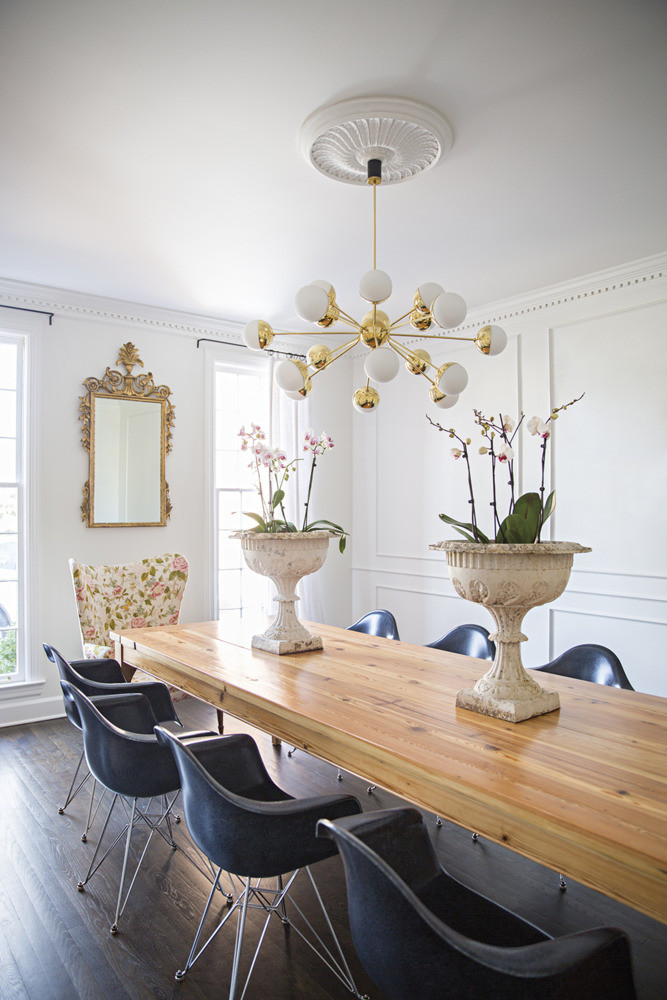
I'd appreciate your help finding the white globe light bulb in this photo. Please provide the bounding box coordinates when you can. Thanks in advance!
[311,279,333,294]
[363,347,400,383]
[294,284,330,323]
[438,362,469,395]
[275,360,305,392]
[434,392,459,409]
[284,389,307,401]
[416,282,444,310]
[359,269,392,304]
[487,325,508,356]
[432,291,468,329]
[242,320,265,351]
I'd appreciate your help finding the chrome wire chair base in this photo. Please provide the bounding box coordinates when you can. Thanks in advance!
[175,866,367,1000]
[58,748,89,814]
[76,790,232,934]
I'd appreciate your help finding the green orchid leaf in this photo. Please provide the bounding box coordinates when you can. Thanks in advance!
[305,519,348,534]
[439,512,490,544]
[338,535,346,553]
[542,490,556,523]
[496,492,541,543]
[241,511,267,531]
[271,489,285,507]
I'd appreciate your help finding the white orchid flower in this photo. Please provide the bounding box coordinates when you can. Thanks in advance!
[497,442,515,463]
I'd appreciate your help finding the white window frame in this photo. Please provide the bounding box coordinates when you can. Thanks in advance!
[0,311,42,697]
[205,343,272,621]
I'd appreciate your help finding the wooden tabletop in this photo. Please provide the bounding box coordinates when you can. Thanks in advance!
[112,619,667,924]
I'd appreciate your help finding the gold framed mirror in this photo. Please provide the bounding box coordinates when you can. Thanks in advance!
[79,343,174,527]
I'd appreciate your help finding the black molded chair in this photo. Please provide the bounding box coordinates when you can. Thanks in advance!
[62,681,215,935]
[532,643,634,690]
[154,726,365,999]
[319,807,636,1000]
[347,609,400,640]
[426,623,495,660]
[44,642,180,838]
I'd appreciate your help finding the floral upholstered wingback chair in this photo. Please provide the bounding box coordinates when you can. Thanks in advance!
[69,553,189,698]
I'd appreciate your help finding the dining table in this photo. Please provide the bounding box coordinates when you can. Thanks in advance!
[111,618,667,925]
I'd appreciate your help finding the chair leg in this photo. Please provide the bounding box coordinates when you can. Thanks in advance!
[58,747,90,814]
[176,868,239,981]
[111,798,138,935]
[559,873,567,890]
[229,878,252,1000]
[81,777,99,842]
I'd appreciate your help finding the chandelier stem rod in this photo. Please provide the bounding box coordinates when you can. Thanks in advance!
[310,336,361,376]
[389,310,417,329]
[373,182,377,270]
[335,307,363,329]
[388,338,438,385]
[391,330,478,342]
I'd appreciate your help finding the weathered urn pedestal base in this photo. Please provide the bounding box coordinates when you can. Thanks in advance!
[430,541,591,723]
[233,531,332,654]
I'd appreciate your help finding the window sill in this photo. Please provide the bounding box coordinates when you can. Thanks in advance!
[0,678,46,701]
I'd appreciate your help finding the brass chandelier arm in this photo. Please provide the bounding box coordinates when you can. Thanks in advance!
[390,331,478,343]
[388,310,417,329]
[310,335,362,376]
[334,308,363,330]
[387,337,438,384]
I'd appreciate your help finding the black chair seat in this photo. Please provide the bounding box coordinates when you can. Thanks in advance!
[319,806,636,1000]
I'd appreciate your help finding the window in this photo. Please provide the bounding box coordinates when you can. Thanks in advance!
[0,335,25,684]
[214,359,271,621]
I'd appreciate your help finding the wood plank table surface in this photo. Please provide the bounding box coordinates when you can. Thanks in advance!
[112,619,667,924]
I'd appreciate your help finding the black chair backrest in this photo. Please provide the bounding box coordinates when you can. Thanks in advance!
[44,642,125,689]
[155,727,361,878]
[61,681,180,799]
[319,807,636,1000]
[533,644,633,689]
[347,609,400,640]
[426,624,495,659]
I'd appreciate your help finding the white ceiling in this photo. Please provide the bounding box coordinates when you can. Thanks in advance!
[1,0,665,329]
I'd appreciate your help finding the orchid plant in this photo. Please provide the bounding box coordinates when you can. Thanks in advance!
[429,394,583,544]
[238,424,348,552]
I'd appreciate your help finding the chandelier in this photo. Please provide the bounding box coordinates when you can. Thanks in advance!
[241,97,507,413]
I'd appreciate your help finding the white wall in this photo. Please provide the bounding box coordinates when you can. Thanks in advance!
[350,254,667,696]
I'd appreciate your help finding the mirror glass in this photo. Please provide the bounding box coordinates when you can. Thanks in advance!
[92,396,164,525]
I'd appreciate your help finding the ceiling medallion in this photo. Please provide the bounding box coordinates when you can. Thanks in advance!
[242,97,507,412]
[299,96,453,185]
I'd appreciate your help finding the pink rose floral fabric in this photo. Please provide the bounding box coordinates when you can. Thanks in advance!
[69,553,189,699]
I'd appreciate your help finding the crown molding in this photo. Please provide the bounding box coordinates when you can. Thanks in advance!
[0,277,245,344]
[464,251,667,330]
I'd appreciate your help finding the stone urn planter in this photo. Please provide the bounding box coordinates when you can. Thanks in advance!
[429,540,591,722]
[232,530,333,654]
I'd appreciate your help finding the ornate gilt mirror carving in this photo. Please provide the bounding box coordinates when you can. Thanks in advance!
[79,343,174,527]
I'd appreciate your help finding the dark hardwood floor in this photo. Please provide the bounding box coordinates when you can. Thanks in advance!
[1,696,665,1000]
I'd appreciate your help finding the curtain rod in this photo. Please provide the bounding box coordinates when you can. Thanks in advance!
[0,304,54,324]
[195,336,305,360]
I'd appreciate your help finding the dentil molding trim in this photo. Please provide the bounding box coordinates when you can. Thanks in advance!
[0,277,245,343]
